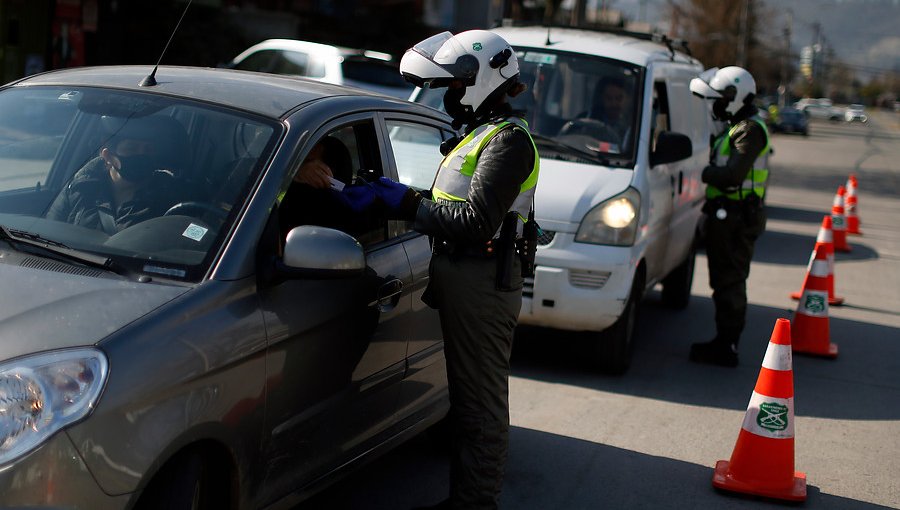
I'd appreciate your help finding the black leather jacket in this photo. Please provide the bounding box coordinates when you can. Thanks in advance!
[702,105,768,192]
[411,112,535,246]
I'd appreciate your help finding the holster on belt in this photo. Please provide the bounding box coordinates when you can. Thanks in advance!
[495,211,518,291]
[517,208,538,278]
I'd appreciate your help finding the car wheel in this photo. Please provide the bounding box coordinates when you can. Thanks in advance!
[661,246,696,310]
[592,269,644,375]
[135,449,230,510]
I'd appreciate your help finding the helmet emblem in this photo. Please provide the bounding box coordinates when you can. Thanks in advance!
[473,42,483,51]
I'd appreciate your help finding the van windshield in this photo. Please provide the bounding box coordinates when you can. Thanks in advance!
[415,49,642,167]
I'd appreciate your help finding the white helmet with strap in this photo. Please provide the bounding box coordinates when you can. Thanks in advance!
[400,30,519,114]
[690,66,757,116]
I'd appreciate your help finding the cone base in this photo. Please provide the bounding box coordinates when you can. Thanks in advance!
[848,230,863,236]
[790,291,844,305]
[793,342,839,358]
[713,460,807,502]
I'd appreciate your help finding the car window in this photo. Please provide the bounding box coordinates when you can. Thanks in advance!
[384,120,445,191]
[415,49,642,167]
[272,50,311,76]
[280,120,387,247]
[0,89,79,193]
[650,81,670,153]
[0,85,279,282]
[232,50,276,73]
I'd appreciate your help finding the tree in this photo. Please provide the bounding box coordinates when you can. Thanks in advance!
[666,0,781,95]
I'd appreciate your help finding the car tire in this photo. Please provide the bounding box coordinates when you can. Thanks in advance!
[135,449,230,510]
[592,269,644,375]
[661,246,695,310]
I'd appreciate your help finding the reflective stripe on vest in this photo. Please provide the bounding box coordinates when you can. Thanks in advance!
[432,117,540,234]
[706,117,770,201]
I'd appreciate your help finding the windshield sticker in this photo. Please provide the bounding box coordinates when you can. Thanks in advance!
[523,52,557,65]
[182,224,208,242]
[143,265,187,278]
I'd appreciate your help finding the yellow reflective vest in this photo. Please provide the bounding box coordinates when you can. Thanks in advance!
[432,116,540,234]
[706,118,770,201]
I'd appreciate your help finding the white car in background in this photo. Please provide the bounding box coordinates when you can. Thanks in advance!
[844,103,868,123]
[225,39,415,99]
[413,26,710,373]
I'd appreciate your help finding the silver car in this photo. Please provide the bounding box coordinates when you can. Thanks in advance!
[0,65,452,508]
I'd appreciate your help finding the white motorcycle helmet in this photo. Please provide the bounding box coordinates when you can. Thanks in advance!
[400,30,519,114]
[690,66,757,117]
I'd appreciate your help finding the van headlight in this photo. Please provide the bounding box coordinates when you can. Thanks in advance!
[575,187,640,246]
[0,348,108,466]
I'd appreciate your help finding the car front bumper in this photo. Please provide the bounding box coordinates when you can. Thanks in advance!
[0,431,130,509]
[518,232,634,332]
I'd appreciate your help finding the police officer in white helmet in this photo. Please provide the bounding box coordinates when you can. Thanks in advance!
[689,66,770,367]
[366,30,540,509]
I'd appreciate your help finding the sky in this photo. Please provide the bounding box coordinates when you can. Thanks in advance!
[613,0,900,77]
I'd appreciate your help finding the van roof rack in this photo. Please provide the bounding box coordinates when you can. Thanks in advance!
[492,20,693,61]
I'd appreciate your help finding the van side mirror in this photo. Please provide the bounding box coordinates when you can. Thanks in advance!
[650,131,693,166]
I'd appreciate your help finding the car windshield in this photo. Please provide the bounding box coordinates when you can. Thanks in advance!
[0,85,279,282]
[415,49,642,167]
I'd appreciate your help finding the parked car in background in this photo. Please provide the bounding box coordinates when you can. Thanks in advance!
[772,107,809,136]
[795,97,842,121]
[0,65,451,509]
[413,26,709,374]
[225,38,415,99]
[844,103,868,123]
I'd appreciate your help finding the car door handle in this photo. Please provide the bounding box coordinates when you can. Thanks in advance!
[369,278,403,310]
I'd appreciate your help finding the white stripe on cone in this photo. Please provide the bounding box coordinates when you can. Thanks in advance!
[762,343,793,371]
[741,392,795,439]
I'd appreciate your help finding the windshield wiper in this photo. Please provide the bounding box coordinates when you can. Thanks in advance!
[0,225,127,276]
[530,133,612,165]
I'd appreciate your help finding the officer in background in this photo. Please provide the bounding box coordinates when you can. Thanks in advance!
[361,30,539,509]
[688,66,770,367]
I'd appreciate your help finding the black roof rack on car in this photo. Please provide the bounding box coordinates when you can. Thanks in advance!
[492,19,693,62]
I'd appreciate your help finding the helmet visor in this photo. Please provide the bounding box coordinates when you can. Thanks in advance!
[406,31,479,89]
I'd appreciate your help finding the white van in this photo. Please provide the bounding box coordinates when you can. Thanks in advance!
[412,26,710,374]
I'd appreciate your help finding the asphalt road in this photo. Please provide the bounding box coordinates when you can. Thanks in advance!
[298,111,900,510]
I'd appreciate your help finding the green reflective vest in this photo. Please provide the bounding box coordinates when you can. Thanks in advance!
[432,116,540,234]
[706,118,770,201]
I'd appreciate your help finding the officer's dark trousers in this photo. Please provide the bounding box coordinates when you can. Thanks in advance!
[428,252,522,510]
[704,205,766,345]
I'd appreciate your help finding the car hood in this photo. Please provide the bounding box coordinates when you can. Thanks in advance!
[0,263,188,361]
[535,159,635,233]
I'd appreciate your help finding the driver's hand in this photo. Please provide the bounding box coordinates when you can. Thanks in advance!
[294,159,333,189]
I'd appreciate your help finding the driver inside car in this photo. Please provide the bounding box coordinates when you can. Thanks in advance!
[558,75,631,148]
[45,114,190,234]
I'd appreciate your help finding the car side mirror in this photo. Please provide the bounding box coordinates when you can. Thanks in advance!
[650,131,693,166]
[277,225,366,279]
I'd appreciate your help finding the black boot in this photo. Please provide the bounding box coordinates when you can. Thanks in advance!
[690,338,738,367]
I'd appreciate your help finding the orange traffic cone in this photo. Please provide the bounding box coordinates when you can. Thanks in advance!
[792,243,839,358]
[831,186,851,253]
[845,174,862,235]
[712,318,807,502]
[791,215,844,306]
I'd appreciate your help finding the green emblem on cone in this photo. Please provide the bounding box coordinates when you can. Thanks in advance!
[757,402,788,431]
[805,294,826,314]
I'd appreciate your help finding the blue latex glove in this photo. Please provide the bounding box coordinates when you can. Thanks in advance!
[372,177,411,210]
[333,183,377,213]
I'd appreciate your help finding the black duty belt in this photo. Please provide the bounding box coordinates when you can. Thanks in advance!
[433,238,505,258]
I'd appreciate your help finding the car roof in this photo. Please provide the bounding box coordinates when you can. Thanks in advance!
[490,26,699,67]
[9,65,409,118]
[231,38,395,63]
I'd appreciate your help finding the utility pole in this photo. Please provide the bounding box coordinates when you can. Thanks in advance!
[780,10,792,107]
[736,0,750,67]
